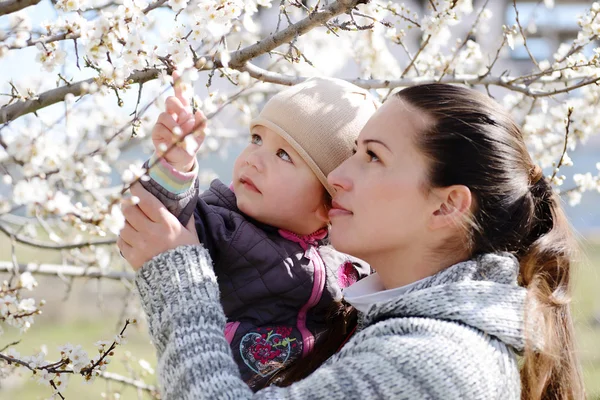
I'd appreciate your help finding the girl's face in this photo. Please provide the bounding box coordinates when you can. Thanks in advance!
[327,97,435,264]
[233,125,329,235]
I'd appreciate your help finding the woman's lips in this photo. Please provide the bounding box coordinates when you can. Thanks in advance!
[329,200,353,218]
[240,176,261,193]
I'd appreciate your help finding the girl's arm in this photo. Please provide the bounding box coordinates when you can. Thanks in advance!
[140,153,199,227]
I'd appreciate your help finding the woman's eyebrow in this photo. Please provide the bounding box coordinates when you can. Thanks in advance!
[356,139,391,152]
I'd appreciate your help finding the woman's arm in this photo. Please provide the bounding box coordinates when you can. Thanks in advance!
[135,245,391,400]
[136,244,509,400]
[121,184,513,400]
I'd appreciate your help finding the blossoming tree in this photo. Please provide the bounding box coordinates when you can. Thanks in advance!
[0,0,599,397]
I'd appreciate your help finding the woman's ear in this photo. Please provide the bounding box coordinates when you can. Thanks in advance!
[429,185,472,230]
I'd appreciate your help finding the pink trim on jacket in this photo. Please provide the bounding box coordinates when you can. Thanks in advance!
[224,321,241,344]
[278,228,328,357]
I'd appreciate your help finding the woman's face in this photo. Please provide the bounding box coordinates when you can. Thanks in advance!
[327,97,435,263]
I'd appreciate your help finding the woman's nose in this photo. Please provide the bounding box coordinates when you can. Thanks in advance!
[328,158,353,192]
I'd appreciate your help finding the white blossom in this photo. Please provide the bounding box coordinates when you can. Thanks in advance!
[45,191,73,215]
[121,163,147,184]
[574,172,599,192]
[168,0,189,12]
[138,359,155,375]
[567,191,583,206]
[18,272,37,291]
[101,205,125,236]
[55,0,81,12]
[13,178,49,205]
[35,42,67,72]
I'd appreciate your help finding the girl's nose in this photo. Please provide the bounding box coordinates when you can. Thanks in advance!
[244,149,265,173]
[328,158,353,192]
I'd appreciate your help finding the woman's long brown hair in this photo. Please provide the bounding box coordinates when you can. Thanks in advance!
[266,300,357,387]
[395,83,584,400]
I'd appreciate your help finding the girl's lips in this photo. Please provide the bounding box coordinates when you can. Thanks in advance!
[240,176,261,193]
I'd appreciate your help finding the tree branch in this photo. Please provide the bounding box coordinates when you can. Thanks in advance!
[1,0,365,124]
[0,221,116,249]
[99,371,158,395]
[0,0,40,16]
[0,68,160,124]
[2,0,596,125]
[7,0,168,50]
[0,261,135,281]
[241,62,302,86]
[240,63,600,96]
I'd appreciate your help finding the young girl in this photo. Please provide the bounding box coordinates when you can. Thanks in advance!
[121,83,584,399]
[136,76,379,389]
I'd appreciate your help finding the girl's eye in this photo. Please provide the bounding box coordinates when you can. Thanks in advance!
[367,150,380,162]
[277,149,292,163]
[250,134,262,145]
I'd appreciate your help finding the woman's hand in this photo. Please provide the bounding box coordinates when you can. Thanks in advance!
[117,182,200,271]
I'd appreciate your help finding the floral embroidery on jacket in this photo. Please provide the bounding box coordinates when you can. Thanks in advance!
[337,261,359,288]
[239,326,302,377]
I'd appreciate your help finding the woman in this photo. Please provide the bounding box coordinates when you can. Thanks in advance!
[119,83,584,399]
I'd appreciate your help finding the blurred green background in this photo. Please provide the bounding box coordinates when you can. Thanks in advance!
[0,234,599,399]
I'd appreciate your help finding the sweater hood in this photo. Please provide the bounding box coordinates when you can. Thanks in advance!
[362,253,528,352]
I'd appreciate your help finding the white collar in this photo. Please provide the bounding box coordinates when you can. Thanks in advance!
[343,273,428,314]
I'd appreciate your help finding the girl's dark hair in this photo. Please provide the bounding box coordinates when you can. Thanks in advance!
[266,300,357,387]
[394,83,584,400]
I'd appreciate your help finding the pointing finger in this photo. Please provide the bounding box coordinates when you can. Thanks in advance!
[172,70,190,108]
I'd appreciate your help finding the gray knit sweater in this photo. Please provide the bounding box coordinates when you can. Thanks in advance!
[136,245,528,399]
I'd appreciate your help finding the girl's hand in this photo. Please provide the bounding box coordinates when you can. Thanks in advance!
[151,70,207,172]
[117,182,200,271]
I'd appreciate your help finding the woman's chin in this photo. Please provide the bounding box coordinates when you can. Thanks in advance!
[329,228,353,254]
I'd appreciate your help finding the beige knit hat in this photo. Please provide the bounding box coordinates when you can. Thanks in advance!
[250,77,379,196]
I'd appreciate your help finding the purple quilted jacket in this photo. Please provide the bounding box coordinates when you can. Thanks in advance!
[141,176,370,390]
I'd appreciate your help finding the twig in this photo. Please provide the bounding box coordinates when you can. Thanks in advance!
[479,35,507,79]
[99,371,158,395]
[550,107,573,182]
[49,380,65,399]
[0,262,134,281]
[513,0,539,68]
[376,3,420,27]
[438,0,491,81]
[0,341,20,353]
[401,35,430,77]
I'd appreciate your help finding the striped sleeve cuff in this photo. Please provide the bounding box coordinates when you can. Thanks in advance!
[147,153,198,195]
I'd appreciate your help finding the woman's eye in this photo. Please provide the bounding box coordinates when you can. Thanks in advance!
[367,150,380,162]
[277,149,292,163]
[351,148,357,155]
[250,134,262,145]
